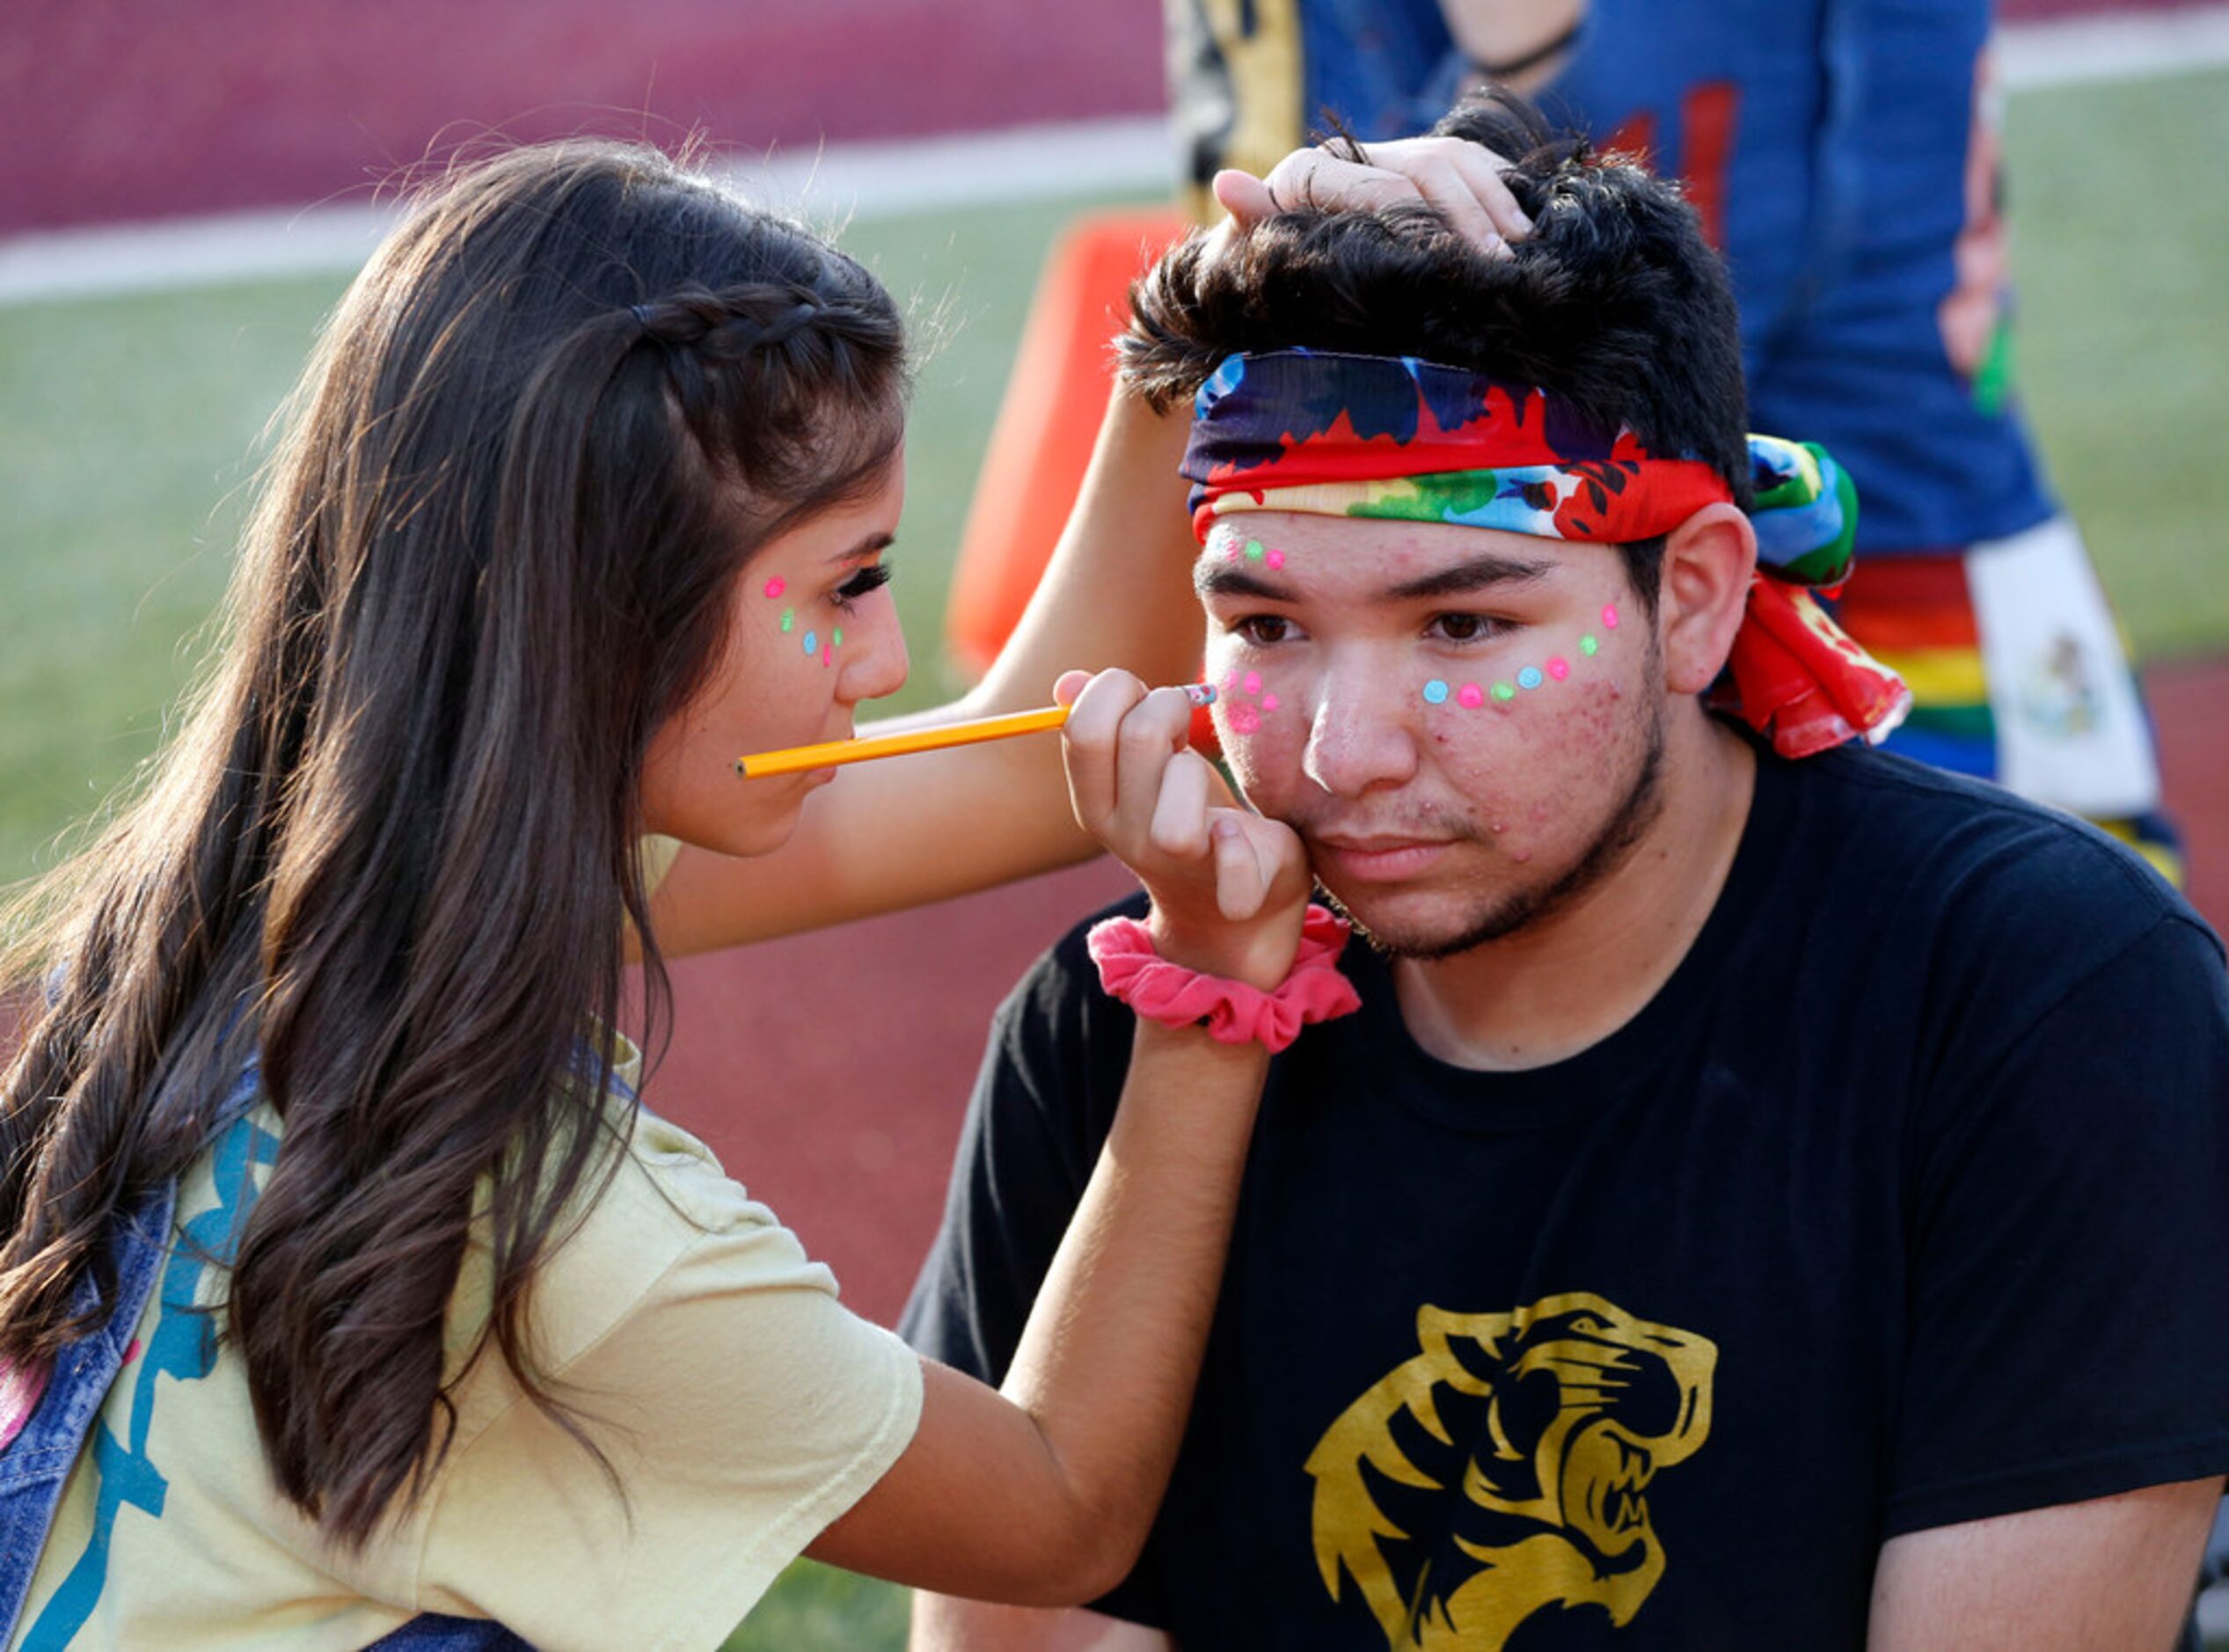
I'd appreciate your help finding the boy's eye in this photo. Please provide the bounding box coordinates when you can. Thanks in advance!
[1234,615,1295,646]
[833,563,894,607]
[1429,613,1500,642]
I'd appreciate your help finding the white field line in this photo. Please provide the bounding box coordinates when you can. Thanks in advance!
[0,115,1175,307]
[4,6,2227,307]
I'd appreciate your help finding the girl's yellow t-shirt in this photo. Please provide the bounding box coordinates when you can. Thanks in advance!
[11,1046,923,1651]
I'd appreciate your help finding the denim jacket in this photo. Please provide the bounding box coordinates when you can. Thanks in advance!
[0,1071,530,1651]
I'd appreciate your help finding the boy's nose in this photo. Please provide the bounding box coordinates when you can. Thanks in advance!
[1300,668,1421,798]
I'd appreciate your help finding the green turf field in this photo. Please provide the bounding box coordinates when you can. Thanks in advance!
[2,65,2225,1648]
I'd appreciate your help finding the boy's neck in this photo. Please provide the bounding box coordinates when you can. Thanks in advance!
[1391,713,1758,1072]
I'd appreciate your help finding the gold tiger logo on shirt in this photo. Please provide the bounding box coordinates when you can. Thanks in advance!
[1306,1291,1716,1650]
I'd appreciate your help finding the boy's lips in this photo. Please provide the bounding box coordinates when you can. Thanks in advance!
[1312,834,1455,882]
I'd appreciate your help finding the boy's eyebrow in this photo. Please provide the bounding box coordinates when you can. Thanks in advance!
[1195,562,1289,600]
[1384,552,1556,601]
[1195,550,1559,602]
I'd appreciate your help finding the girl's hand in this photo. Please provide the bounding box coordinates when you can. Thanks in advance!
[1056,669,1312,990]
[1209,134,1533,258]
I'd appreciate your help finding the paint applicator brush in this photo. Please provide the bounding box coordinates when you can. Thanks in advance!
[737,683,1216,778]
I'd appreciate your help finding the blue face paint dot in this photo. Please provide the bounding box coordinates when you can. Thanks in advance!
[1422,679,1450,705]
[803,631,819,655]
[1517,666,1544,691]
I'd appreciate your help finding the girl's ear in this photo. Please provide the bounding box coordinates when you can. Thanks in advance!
[1655,502,1757,695]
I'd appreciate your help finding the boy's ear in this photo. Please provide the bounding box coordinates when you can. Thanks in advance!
[1656,503,1757,695]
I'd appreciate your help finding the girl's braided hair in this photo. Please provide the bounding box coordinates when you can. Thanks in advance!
[0,139,906,1544]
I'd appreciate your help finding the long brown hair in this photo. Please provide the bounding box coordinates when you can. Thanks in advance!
[0,139,907,1543]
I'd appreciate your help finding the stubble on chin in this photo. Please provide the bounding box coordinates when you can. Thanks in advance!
[1319,700,1669,962]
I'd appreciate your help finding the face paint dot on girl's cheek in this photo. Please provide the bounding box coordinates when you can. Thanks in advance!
[1602,604,1620,630]
[1261,691,1279,712]
[832,629,843,648]
[1245,539,1266,561]
[1517,666,1544,691]
[1422,679,1450,705]
[780,609,795,633]
[1546,657,1570,681]
[1457,683,1485,709]
[1491,682,1517,703]
[803,631,818,655]
[1224,702,1262,735]
[1265,549,1285,570]
[764,577,786,599]
[1579,634,1598,656]
[1243,670,1262,695]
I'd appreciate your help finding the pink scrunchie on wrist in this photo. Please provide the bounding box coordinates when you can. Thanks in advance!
[1085,903,1362,1053]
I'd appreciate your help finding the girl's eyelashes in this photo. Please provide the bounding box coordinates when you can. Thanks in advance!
[831,561,894,610]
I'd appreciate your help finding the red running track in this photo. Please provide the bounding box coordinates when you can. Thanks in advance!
[0,0,2205,233]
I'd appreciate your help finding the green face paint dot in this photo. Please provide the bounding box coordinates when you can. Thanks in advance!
[1491,683,1516,703]
[780,608,795,633]
[831,628,843,648]
[1245,539,1266,561]
[1579,634,1598,656]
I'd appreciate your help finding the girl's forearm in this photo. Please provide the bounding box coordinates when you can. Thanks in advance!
[996,1019,1268,1583]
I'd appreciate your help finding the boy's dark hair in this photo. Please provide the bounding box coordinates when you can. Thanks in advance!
[1122,91,1753,561]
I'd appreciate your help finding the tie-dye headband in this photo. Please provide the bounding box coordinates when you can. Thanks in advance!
[1181,349,1910,758]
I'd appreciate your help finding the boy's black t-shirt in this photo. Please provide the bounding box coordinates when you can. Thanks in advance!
[901,744,2229,1649]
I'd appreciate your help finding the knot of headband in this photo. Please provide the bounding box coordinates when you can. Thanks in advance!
[1181,349,1909,759]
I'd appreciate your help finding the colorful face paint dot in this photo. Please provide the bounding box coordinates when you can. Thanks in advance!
[779,608,795,633]
[831,628,843,648]
[1579,633,1598,656]
[1517,666,1544,691]
[1224,701,1262,735]
[1265,548,1285,570]
[1456,683,1486,709]
[1422,679,1450,705]
[1491,682,1516,703]
[803,630,818,655]
[763,576,786,599]
[1602,604,1621,630]
[1245,539,1266,562]
[1243,670,1262,695]
[1546,657,1570,681]
[1261,691,1279,712]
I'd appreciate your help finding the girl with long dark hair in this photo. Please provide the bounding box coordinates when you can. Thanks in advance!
[0,135,1523,1647]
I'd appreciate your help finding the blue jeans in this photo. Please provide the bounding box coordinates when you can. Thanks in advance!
[0,1073,532,1651]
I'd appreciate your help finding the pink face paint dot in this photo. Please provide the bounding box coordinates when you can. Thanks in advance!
[1242,670,1262,695]
[1546,657,1570,681]
[1602,604,1621,630]
[1456,683,1486,709]
[763,577,786,599]
[1265,548,1285,570]
[1224,701,1262,735]
[1261,691,1279,712]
